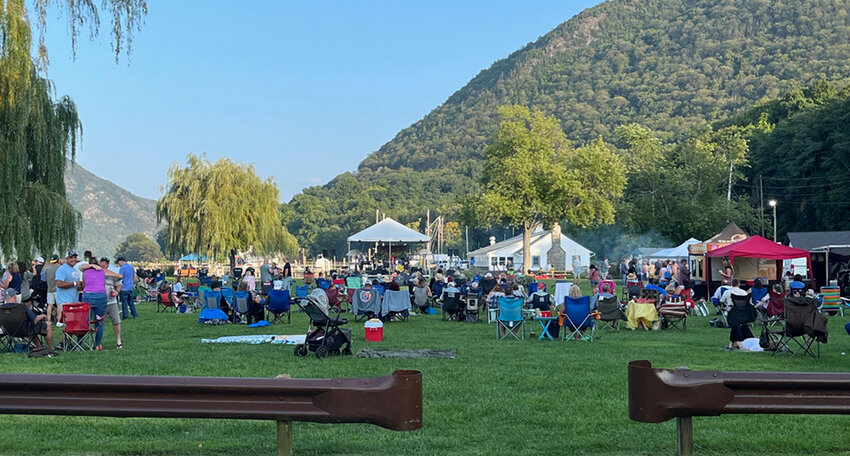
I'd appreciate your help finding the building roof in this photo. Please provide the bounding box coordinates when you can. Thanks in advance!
[467,231,547,257]
[705,222,748,244]
[347,218,430,243]
[787,231,850,251]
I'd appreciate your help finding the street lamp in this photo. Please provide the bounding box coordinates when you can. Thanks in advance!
[768,200,777,242]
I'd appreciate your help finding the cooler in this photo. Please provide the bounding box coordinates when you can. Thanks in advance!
[365,319,383,342]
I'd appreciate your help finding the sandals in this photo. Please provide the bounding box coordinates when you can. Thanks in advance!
[116,343,124,349]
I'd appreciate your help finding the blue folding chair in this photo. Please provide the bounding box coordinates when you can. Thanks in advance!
[528,282,539,296]
[294,285,309,299]
[316,278,331,290]
[198,291,229,322]
[563,296,594,342]
[373,284,385,297]
[267,289,291,324]
[220,287,235,309]
[233,291,251,319]
[496,296,525,340]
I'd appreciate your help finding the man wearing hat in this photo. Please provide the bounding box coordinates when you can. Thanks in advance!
[54,251,81,327]
[116,257,137,320]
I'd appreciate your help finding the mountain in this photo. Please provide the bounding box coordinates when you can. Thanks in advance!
[285,0,850,255]
[64,161,159,258]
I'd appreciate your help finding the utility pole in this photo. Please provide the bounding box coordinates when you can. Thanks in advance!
[759,176,764,237]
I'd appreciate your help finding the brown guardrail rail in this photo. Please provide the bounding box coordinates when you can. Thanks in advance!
[0,369,422,455]
[628,360,850,455]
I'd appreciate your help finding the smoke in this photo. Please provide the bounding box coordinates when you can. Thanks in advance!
[566,223,672,262]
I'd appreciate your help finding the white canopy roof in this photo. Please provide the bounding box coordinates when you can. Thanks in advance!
[347,218,430,243]
[649,238,701,259]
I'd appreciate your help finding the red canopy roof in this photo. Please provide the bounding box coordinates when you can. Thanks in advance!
[707,235,811,271]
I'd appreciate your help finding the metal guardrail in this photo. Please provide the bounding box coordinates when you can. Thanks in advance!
[0,369,422,455]
[628,360,850,455]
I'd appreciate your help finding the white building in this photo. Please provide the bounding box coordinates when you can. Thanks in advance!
[467,223,592,273]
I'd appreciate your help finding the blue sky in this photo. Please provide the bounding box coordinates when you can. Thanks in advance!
[45,1,602,201]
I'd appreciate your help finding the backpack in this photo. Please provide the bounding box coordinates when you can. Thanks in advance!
[28,346,55,358]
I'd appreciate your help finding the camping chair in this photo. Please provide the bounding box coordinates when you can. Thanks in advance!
[563,296,594,342]
[820,286,843,316]
[187,283,200,294]
[62,302,95,351]
[772,296,826,358]
[220,287,236,309]
[529,293,552,310]
[381,290,411,322]
[413,286,431,312]
[496,296,525,340]
[659,295,689,331]
[197,286,212,310]
[442,292,462,321]
[598,280,616,295]
[626,280,643,300]
[144,283,158,302]
[233,291,251,321]
[527,282,539,296]
[465,293,480,322]
[266,289,291,324]
[294,285,310,300]
[157,292,178,313]
[596,296,625,332]
[345,276,362,292]
[0,304,34,353]
[316,278,332,290]
[325,287,342,312]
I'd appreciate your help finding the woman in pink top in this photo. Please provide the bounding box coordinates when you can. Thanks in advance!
[80,257,122,351]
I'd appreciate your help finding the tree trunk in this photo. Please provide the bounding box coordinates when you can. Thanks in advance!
[522,222,534,276]
[229,249,237,273]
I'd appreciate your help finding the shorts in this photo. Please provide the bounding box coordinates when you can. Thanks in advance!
[106,302,121,325]
[47,292,57,305]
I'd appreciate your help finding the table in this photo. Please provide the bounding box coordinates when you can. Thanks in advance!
[626,301,658,330]
[532,316,558,341]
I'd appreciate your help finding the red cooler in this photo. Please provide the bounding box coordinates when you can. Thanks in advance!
[365,319,383,342]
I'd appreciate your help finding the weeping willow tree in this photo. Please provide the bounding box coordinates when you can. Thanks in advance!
[157,154,300,268]
[0,0,147,259]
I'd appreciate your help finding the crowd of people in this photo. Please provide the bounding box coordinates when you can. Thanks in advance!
[1,250,138,353]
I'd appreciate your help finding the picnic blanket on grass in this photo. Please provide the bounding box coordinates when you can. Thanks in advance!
[201,334,306,345]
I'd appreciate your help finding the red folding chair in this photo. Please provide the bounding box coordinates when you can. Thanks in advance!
[157,292,177,313]
[62,302,95,351]
[325,287,342,312]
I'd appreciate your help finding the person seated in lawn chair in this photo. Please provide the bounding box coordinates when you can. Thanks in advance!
[158,281,183,306]
[527,282,551,310]
[788,274,806,297]
[591,282,620,310]
[236,281,265,324]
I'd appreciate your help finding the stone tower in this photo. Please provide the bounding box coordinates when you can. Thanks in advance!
[547,223,566,270]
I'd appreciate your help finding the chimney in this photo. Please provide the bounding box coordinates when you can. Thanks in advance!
[489,236,496,246]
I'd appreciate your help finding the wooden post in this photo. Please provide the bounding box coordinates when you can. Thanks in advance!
[677,416,694,456]
[277,420,292,456]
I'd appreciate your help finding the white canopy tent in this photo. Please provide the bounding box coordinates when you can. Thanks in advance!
[648,238,701,259]
[347,218,430,262]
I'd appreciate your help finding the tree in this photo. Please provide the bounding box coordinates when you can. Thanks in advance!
[115,232,161,262]
[157,154,299,269]
[0,0,147,260]
[474,105,626,271]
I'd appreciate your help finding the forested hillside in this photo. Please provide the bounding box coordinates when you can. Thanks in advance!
[286,0,850,255]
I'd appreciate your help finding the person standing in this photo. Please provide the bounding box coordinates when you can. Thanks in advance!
[1,261,22,303]
[101,258,124,349]
[116,257,137,319]
[259,259,272,295]
[42,255,62,325]
[80,257,122,351]
[600,258,609,280]
[55,251,82,327]
[677,259,689,285]
[620,259,629,288]
[282,257,293,292]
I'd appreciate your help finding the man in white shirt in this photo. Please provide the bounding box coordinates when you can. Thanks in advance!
[720,279,748,311]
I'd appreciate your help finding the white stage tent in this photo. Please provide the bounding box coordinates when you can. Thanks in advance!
[347,218,430,259]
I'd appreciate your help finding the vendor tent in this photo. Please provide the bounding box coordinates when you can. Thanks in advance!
[649,238,701,259]
[347,218,430,243]
[179,253,208,262]
[707,235,812,272]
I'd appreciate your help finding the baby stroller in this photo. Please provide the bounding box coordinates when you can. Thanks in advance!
[293,292,352,359]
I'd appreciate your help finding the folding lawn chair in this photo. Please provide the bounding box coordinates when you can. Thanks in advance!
[316,278,331,290]
[465,293,480,322]
[527,282,539,296]
[381,290,411,322]
[62,302,95,351]
[441,292,462,321]
[772,296,827,358]
[820,286,843,316]
[345,276,362,291]
[0,304,34,353]
[325,287,342,313]
[659,295,689,331]
[220,287,236,309]
[412,286,431,312]
[294,285,310,299]
[233,291,251,321]
[596,296,625,332]
[496,296,525,340]
[563,296,594,342]
[352,288,381,321]
[266,289,291,324]
[157,292,177,313]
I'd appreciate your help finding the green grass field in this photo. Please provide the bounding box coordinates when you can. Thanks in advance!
[1,280,849,456]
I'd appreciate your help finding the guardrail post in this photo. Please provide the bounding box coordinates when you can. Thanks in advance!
[676,417,694,456]
[277,420,293,456]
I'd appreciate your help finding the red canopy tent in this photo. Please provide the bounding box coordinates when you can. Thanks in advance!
[707,235,812,282]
